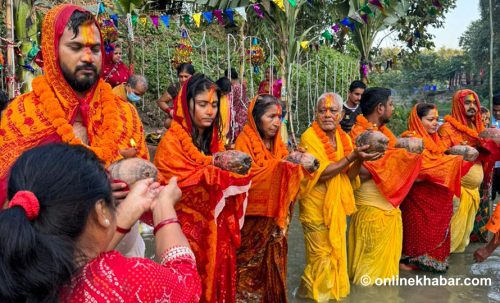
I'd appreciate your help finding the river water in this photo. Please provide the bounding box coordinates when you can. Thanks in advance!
[143,207,499,303]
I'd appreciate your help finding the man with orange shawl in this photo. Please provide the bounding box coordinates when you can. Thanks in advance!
[235,94,315,302]
[348,88,422,285]
[400,103,463,272]
[297,93,382,302]
[0,5,147,204]
[438,89,493,253]
[154,74,252,303]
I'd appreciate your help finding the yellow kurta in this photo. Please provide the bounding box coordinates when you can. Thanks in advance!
[348,179,403,285]
[298,127,358,302]
[450,163,483,253]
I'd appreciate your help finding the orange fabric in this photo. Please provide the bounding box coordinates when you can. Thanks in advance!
[154,84,251,302]
[0,5,147,203]
[350,115,422,207]
[402,105,463,197]
[485,205,500,234]
[234,95,304,228]
[112,83,127,101]
[438,90,484,149]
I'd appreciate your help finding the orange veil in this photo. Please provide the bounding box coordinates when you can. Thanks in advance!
[234,95,304,228]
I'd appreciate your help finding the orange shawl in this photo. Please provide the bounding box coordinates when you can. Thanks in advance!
[350,115,422,207]
[401,105,463,197]
[234,95,304,228]
[438,89,484,148]
[0,5,147,203]
[153,77,251,303]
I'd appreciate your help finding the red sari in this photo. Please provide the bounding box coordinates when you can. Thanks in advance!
[60,250,201,302]
[154,80,251,303]
[400,105,463,272]
[103,48,130,87]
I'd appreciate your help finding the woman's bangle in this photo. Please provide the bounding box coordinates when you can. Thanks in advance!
[346,155,354,163]
[153,218,180,235]
[116,226,131,234]
[160,245,196,265]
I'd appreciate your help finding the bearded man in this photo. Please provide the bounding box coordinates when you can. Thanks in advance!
[0,5,148,255]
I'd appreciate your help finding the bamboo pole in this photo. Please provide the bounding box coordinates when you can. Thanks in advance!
[6,0,15,98]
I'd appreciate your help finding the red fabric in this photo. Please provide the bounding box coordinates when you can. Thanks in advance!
[60,251,201,302]
[103,49,130,87]
[401,182,452,264]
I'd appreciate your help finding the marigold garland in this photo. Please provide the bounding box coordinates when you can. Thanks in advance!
[32,77,119,164]
[355,114,398,147]
[312,121,353,161]
[444,115,480,140]
[170,121,213,166]
[242,124,288,167]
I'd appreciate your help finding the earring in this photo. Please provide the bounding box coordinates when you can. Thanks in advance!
[104,219,110,226]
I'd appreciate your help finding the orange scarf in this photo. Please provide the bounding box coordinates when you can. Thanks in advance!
[350,114,422,207]
[234,95,304,228]
[402,105,463,197]
[0,4,147,203]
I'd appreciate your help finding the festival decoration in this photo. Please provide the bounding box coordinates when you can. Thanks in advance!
[234,7,247,21]
[340,17,355,31]
[150,15,159,29]
[214,10,224,25]
[247,38,265,73]
[225,9,234,24]
[273,0,286,12]
[25,42,40,64]
[300,41,309,51]
[98,16,118,43]
[288,0,297,7]
[110,14,119,27]
[160,15,170,28]
[193,13,202,27]
[171,29,193,67]
[0,51,4,71]
[253,4,264,19]
[183,15,191,25]
[203,12,213,23]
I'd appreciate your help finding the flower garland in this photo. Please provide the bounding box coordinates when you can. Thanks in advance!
[444,115,480,140]
[355,114,398,147]
[242,124,288,167]
[32,76,119,164]
[401,130,447,154]
[170,121,212,166]
[312,121,353,161]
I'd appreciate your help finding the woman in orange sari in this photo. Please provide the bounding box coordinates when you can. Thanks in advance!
[154,74,252,303]
[234,94,311,302]
[400,103,463,272]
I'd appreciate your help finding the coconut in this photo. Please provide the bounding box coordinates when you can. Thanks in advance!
[355,130,390,153]
[213,150,252,175]
[479,128,500,144]
[108,157,158,186]
[395,137,424,154]
[286,151,320,173]
[447,145,479,162]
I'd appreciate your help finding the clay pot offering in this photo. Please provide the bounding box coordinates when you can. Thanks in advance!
[395,137,424,154]
[355,130,390,153]
[479,128,500,144]
[286,151,320,173]
[446,145,479,162]
[213,150,252,175]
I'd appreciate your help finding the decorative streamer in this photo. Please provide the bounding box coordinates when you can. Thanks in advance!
[321,30,333,41]
[300,41,309,51]
[234,7,247,21]
[139,15,148,27]
[253,4,264,19]
[98,2,106,14]
[203,11,213,23]
[213,10,224,25]
[193,13,202,27]
[131,14,138,26]
[288,0,297,7]
[110,14,118,27]
[150,15,159,28]
[272,0,285,12]
[160,15,170,28]
[225,9,234,24]
[349,12,364,24]
[331,24,339,32]
[340,17,355,31]
[361,14,369,24]
[183,15,191,25]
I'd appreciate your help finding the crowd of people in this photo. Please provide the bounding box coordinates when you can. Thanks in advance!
[0,4,499,303]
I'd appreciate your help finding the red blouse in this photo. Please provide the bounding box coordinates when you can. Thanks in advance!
[60,248,201,302]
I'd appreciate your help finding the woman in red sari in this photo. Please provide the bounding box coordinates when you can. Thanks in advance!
[0,143,200,302]
[154,74,252,302]
[400,103,463,272]
[103,44,130,87]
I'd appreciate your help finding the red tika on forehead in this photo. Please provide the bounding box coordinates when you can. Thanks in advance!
[325,95,334,108]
